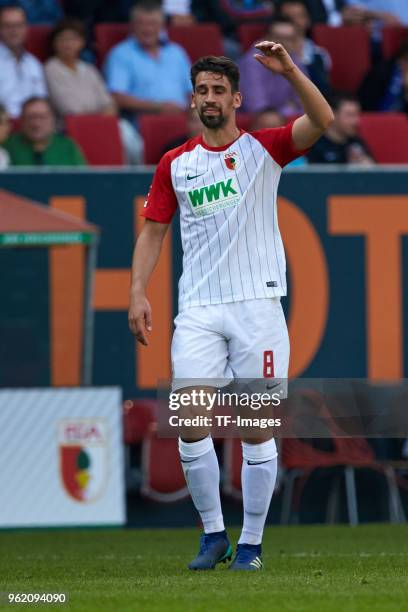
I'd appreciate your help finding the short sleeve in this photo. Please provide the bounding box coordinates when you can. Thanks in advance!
[141,153,178,224]
[250,121,308,168]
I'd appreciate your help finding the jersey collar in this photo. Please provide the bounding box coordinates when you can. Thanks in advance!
[199,129,245,152]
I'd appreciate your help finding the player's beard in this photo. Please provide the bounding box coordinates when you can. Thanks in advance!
[198,105,227,129]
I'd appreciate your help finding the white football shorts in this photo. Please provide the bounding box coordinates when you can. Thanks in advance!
[171,297,289,392]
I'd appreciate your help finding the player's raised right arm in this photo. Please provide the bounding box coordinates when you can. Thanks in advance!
[128,219,170,345]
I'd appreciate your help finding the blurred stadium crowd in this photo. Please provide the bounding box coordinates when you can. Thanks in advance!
[0,0,407,168]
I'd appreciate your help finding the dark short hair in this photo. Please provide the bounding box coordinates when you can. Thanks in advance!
[21,97,54,114]
[0,103,7,116]
[50,18,86,49]
[191,56,240,92]
[131,0,162,17]
[277,0,310,16]
[0,2,26,20]
[329,93,360,112]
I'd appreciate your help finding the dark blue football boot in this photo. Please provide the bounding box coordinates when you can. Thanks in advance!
[229,543,263,570]
[188,530,233,570]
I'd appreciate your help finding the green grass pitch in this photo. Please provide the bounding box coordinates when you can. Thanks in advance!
[0,524,407,611]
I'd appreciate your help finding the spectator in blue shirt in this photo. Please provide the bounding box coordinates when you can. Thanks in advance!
[0,0,63,24]
[104,0,192,119]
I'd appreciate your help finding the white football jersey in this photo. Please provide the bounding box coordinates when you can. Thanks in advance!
[142,122,305,311]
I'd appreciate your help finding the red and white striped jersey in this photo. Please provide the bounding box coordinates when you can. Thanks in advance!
[141,121,305,311]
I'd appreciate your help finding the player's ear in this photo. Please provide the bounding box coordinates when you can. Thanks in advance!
[233,91,242,110]
[191,93,196,109]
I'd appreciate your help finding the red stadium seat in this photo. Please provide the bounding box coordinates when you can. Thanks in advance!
[65,114,125,166]
[312,25,370,93]
[95,23,223,66]
[280,388,373,525]
[139,113,188,164]
[168,23,223,61]
[382,26,408,60]
[358,113,408,163]
[95,23,129,66]
[279,389,407,524]
[123,399,156,444]
[26,25,53,62]
[140,426,189,502]
[139,113,255,164]
[10,117,20,132]
[236,112,254,131]
[237,23,268,52]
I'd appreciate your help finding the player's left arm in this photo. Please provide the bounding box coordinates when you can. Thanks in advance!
[254,41,334,150]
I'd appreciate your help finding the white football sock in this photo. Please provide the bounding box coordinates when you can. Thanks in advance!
[179,435,225,534]
[238,439,278,546]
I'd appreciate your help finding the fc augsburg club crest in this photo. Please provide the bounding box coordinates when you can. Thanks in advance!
[224,151,239,171]
[58,419,107,503]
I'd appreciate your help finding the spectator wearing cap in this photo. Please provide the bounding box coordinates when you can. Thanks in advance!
[239,17,307,117]
[104,0,191,120]
[0,4,47,118]
[5,97,86,166]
